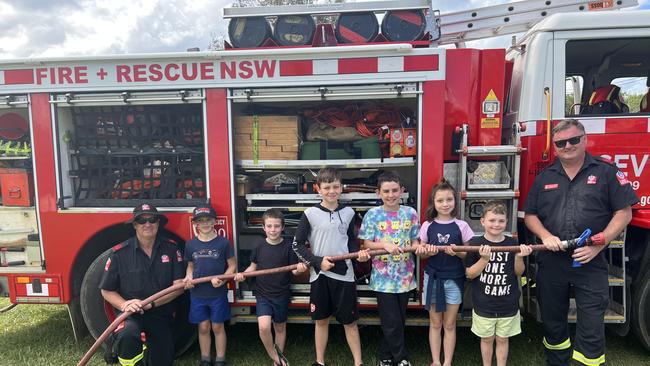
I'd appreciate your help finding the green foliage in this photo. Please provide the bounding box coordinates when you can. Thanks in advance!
[623,93,643,113]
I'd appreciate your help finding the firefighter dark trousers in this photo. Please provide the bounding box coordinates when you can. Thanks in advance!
[537,259,609,366]
[376,292,410,362]
[114,313,175,366]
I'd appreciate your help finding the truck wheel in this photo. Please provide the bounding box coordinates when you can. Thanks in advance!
[80,248,196,357]
[632,268,650,351]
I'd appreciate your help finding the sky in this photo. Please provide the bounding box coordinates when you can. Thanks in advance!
[0,0,648,59]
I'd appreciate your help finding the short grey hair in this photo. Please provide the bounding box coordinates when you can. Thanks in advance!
[552,119,585,137]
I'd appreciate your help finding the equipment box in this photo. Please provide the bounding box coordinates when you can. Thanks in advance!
[233,115,300,160]
[0,168,34,207]
[300,138,381,160]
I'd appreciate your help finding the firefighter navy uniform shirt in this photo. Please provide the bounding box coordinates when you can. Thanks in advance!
[184,236,233,299]
[524,153,639,268]
[99,237,185,316]
[466,236,520,318]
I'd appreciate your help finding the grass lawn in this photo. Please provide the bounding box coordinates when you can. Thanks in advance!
[1,298,648,365]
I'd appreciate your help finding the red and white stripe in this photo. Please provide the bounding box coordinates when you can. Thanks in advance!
[279,54,439,77]
[520,117,650,137]
[0,69,35,85]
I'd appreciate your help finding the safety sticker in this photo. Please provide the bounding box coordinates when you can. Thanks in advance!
[481,117,500,128]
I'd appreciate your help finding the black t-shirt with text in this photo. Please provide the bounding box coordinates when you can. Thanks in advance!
[250,237,299,299]
[466,236,520,318]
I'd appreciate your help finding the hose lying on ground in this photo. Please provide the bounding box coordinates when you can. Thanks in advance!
[78,238,589,366]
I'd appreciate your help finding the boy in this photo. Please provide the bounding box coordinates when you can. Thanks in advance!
[234,208,308,366]
[358,171,423,366]
[292,167,369,366]
[183,204,236,366]
[465,201,532,366]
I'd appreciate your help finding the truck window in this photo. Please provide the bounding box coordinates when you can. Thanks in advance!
[611,77,648,114]
[565,37,650,116]
[565,76,584,116]
[53,91,206,208]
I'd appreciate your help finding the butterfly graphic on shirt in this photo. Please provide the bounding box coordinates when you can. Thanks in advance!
[437,233,450,244]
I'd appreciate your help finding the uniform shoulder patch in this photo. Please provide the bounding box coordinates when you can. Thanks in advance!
[615,170,630,186]
[111,243,125,252]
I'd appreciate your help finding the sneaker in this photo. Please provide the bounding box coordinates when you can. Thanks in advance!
[199,361,212,366]
[311,363,326,366]
[397,361,412,366]
[214,362,227,366]
[379,360,394,366]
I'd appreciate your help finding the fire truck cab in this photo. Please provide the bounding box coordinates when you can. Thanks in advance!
[0,0,649,356]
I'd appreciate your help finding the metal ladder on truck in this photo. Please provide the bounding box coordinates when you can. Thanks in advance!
[455,123,524,318]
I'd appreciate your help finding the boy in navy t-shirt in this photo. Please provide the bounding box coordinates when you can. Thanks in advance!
[183,204,236,366]
[465,201,532,366]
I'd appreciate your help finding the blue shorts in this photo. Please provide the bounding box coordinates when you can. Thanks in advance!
[189,295,231,324]
[256,295,290,323]
[422,272,463,311]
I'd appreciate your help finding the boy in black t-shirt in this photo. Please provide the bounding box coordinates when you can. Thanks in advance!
[235,209,307,366]
[465,201,532,366]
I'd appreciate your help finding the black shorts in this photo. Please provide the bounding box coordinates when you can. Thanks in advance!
[309,275,359,324]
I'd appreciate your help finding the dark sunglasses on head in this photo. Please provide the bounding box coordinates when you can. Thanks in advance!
[553,135,584,149]
[134,216,159,225]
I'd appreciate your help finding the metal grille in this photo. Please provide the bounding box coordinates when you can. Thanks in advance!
[67,104,205,206]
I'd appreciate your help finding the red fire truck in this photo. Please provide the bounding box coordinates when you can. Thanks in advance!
[0,0,649,356]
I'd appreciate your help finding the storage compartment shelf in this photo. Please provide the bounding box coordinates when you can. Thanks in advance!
[237,157,415,170]
[0,156,31,160]
[245,192,408,203]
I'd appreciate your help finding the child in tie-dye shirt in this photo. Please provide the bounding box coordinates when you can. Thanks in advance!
[358,171,425,366]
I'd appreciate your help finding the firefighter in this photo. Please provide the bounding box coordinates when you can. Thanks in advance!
[524,119,639,366]
[100,203,185,366]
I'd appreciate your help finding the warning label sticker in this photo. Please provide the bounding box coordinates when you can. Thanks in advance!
[481,117,500,129]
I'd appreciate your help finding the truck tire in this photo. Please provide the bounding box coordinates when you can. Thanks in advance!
[632,268,650,352]
[80,248,196,357]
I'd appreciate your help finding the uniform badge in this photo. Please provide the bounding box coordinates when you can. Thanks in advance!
[587,175,597,185]
[544,183,559,190]
[616,171,630,186]
[176,250,183,262]
[104,258,111,271]
[161,254,170,263]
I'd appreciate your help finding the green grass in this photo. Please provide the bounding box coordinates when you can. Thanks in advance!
[1,298,649,365]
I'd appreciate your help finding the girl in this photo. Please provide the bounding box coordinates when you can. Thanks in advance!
[419,179,474,366]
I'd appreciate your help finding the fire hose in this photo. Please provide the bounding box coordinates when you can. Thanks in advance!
[77,233,600,366]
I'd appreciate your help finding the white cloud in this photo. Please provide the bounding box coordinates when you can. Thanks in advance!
[0,0,647,58]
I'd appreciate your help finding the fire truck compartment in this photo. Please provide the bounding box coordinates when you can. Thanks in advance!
[0,103,43,273]
[229,83,421,303]
[52,90,207,208]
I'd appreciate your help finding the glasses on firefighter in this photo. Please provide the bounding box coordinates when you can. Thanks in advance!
[553,135,584,149]
[134,216,160,225]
